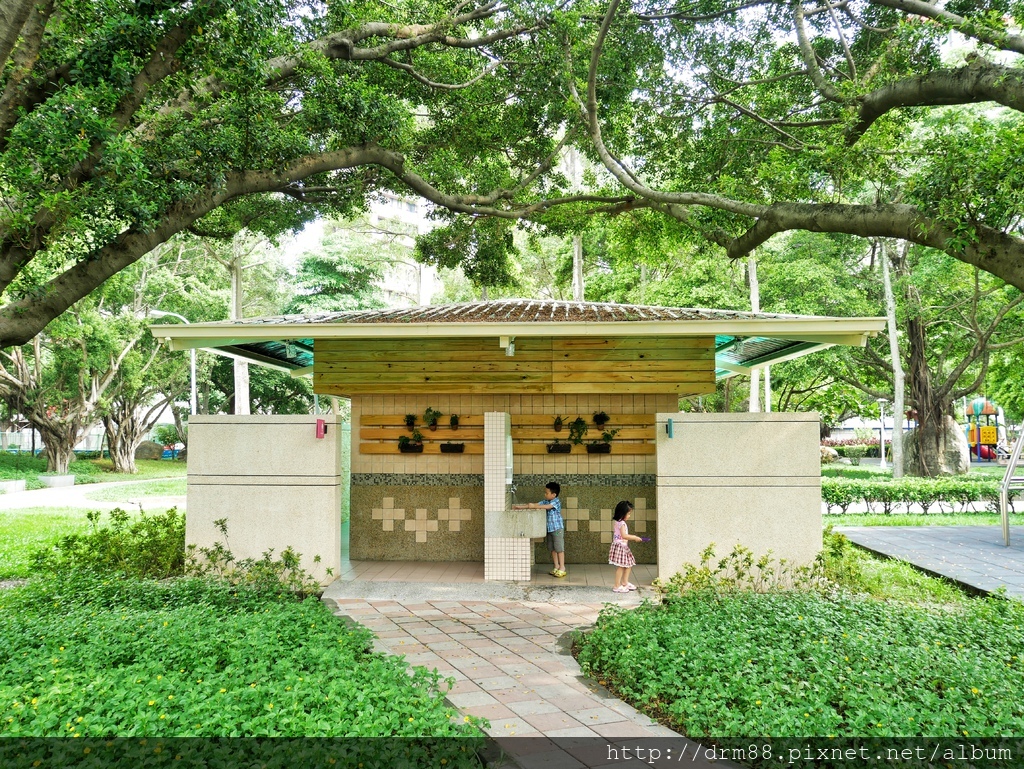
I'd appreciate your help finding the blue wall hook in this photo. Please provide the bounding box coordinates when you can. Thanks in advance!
[666,418,674,438]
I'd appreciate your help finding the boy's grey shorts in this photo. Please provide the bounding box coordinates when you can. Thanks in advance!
[546,528,565,553]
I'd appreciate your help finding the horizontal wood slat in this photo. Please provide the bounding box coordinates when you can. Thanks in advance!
[512,428,652,440]
[361,415,484,427]
[317,335,716,396]
[361,427,484,440]
[552,337,713,349]
[516,444,656,455]
[510,414,655,426]
[360,443,485,455]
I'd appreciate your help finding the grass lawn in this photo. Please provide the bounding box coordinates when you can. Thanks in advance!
[576,535,1024,738]
[827,512,1024,527]
[0,454,186,489]
[85,478,187,502]
[0,507,102,579]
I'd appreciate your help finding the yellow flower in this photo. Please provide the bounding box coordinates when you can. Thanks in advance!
[148,700,156,706]
[971,688,979,694]
[755,700,762,705]
[219,689,226,693]
[167,695,174,700]
[408,717,413,722]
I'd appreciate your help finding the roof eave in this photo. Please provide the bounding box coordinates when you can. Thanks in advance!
[151,317,886,352]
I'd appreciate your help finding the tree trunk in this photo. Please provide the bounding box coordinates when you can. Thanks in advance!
[904,317,967,476]
[881,242,906,477]
[748,255,761,412]
[572,235,584,301]
[38,427,76,474]
[104,417,138,474]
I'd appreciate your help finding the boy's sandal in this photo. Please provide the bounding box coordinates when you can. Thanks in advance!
[555,570,567,577]
[548,569,560,577]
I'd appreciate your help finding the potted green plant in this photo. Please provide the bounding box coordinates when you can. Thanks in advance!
[568,417,589,445]
[440,441,465,453]
[546,438,571,454]
[586,429,619,454]
[553,415,563,432]
[593,411,610,427]
[404,414,417,431]
[424,407,442,431]
[398,429,424,453]
[449,413,460,430]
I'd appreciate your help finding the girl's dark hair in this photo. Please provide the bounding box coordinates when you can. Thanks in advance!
[612,501,633,521]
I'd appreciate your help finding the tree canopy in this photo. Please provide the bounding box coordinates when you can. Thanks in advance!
[3,0,1023,343]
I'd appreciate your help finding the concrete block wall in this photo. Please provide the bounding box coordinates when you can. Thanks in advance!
[187,414,344,584]
[655,412,821,580]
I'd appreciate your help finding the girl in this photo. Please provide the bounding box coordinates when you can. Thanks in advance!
[609,500,643,592]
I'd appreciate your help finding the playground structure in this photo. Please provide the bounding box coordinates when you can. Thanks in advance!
[965,397,1010,461]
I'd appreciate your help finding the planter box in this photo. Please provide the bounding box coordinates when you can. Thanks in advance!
[440,443,465,453]
[398,444,424,453]
[546,444,571,454]
[586,444,612,454]
[0,479,26,494]
[39,474,75,487]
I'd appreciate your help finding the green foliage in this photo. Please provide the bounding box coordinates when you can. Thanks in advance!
[821,477,1012,514]
[416,219,519,291]
[0,574,485,745]
[567,416,589,445]
[577,583,1024,737]
[151,425,181,447]
[0,507,97,580]
[281,229,386,314]
[207,357,313,415]
[0,454,182,489]
[33,508,186,580]
[423,407,442,426]
[655,543,827,597]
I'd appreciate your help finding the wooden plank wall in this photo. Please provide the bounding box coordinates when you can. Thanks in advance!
[359,413,655,455]
[316,336,716,396]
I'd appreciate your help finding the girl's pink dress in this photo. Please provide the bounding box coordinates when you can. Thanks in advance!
[608,520,636,568]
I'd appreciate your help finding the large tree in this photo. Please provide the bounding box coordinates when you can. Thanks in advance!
[5,0,1024,342]
[0,0,595,344]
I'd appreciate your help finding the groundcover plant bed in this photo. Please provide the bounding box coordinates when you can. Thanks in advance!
[576,591,1024,737]
[0,574,484,758]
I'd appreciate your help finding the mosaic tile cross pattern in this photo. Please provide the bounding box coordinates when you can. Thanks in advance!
[561,496,656,542]
[373,496,474,543]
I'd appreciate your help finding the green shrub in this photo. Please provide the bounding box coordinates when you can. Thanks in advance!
[654,543,827,597]
[576,589,1024,737]
[821,477,1015,514]
[0,573,486,749]
[33,508,185,579]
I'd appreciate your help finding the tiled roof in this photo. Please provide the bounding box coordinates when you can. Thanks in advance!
[226,300,821,326]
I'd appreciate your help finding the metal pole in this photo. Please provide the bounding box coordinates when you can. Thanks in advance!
[189,348,197,415]
[878,400,887,470]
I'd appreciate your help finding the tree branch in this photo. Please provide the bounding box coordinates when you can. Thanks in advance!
[848,60,1024,144]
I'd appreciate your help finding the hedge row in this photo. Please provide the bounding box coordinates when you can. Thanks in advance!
[821,477,1016,514]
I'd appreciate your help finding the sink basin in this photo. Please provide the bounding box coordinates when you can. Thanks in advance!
[486,507,546,538]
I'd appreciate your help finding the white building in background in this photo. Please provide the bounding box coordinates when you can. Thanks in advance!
[367,192,443,307]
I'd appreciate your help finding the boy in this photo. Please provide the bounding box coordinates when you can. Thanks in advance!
[513,481,565,577]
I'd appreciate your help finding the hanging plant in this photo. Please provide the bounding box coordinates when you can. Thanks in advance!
[404,414,417,431]
[593,411,610,427]
[449,413,460,430]
[424,407,442,431]
[553,415,563,432]
[568,417,589,445]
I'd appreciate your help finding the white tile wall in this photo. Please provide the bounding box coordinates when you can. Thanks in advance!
[484,538,531,581]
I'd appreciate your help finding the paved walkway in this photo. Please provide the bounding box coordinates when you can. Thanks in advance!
[837,525,1024,597]
[0,478,185,511]
[322,580,718,769]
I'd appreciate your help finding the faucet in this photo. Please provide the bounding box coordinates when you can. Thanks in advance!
[507,481,517,504]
